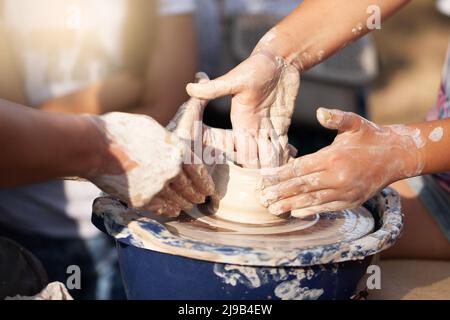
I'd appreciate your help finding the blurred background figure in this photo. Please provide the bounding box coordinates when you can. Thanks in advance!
[194,0,378,155]
[0,0,197,299]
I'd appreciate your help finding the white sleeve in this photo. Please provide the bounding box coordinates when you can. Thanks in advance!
[158,0,195,16]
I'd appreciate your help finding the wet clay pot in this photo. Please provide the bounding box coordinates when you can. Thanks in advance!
[209,162,286,225]
[92,163,403,300]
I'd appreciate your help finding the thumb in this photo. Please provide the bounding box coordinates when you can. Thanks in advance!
[186,71,236,100]
[317,108,363,133]
[169,73,211,135]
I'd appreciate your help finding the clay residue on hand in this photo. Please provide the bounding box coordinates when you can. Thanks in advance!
[428,127,444,142]
[388,124,426,177]
[257,109,422,218]
[90,113,185,209]
[390,125,426,149]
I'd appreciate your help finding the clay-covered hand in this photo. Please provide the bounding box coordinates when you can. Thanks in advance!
[259,108,424,217]
[169,73,235,164]
[85,112,214,218]
[186,52,300,169]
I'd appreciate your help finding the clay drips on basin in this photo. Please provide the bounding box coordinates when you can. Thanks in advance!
[95,157,375,254]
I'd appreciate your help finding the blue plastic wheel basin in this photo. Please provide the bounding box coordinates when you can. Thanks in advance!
[116,241,374,300]
[92,188,403,300]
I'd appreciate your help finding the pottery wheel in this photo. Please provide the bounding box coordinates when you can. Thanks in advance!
[149,203,375,251]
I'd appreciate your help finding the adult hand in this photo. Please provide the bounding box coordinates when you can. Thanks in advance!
[85,111,215,218]
[169,73,235,165]
[259,108,424,217]
[186,52,300,168]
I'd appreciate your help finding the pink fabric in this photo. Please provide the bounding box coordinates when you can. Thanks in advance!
[427,43,450,190]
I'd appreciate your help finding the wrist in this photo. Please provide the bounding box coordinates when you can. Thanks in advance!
[77,115,111,179]
[253,27,319,74]
[386,124,426,182]
[253,28,304,73]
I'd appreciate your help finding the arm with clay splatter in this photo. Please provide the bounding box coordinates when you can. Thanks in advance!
[259,109,450,217]
[0,99,215,217]
[187,0,410,169]
[253,0,411,72]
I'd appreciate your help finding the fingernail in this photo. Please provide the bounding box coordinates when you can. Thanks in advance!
[194,196,206,205]
[260,188,279,207]
[268,202,287,216]
[291,208,318,218]
[262,176,278,187]
[317,108,346,129]
[317,108,332,122]
[195,72,210,83]
[155,207,165,215]
[260,168,277,182]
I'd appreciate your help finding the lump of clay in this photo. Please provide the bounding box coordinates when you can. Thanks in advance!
[5,282,73,300]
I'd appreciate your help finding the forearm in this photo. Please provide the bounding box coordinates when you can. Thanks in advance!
[40,73,142,115]
[135,14,197,126]
[255,0,410,72]
[0,100,105,186]
[391,119,450,180]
